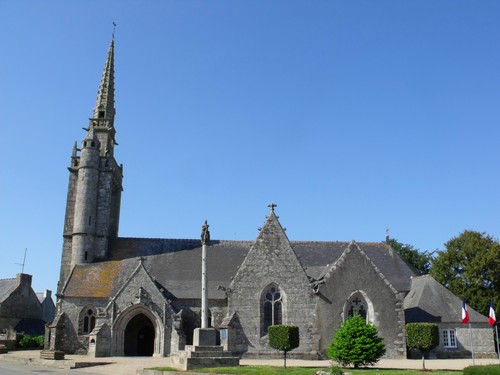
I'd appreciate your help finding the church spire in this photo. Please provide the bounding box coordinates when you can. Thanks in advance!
[93,37,115,122]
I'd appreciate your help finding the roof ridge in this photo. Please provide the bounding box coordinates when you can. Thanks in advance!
[115,237,253,243]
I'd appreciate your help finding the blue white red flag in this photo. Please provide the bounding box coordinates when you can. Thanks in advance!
[462,299,470,325]
[489,302,496,326]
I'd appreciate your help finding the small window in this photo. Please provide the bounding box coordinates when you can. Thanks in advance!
[442,329,457,348]
[84,251,88,261]
[98,111,105,118]
[81,307,96,334]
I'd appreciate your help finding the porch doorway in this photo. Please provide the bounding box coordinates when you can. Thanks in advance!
[124,313,155,356]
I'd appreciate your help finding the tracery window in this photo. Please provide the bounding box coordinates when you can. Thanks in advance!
[346,296,367,320]
[261,284,283,334]
[80,307,96,334]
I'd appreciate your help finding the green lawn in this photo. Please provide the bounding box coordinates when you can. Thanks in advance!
[150,365,462,374]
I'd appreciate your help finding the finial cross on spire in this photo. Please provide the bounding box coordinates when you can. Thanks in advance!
[112,22,117,40]
[268,203,277,212]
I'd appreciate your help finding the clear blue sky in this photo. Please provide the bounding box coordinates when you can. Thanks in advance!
[1,1,499,295]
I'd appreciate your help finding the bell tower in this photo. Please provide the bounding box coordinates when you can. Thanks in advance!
[58,37,123,292]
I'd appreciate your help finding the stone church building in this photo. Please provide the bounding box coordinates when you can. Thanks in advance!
[48,38,496,359]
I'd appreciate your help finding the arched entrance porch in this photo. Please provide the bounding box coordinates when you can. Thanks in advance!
[124,313,155,356]
[112,304,164,356]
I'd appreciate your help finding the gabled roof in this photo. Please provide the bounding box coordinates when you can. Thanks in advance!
[62,235,417,300]
[292,241,416,291]
[0,278,17,303]
[404,275,488,323]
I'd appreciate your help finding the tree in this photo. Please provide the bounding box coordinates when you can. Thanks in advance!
[268,325,299,368]
[430,230,500,315]
[406,323,439,370]
[387,238,433,275]
[327,315,385,368]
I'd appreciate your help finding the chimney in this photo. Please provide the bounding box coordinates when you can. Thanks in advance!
[16,273,32,287]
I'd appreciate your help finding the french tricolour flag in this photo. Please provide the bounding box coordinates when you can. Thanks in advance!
[462,299,470,325]
[489,302,496,326]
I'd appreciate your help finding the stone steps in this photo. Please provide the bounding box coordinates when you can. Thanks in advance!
[177,345,240,370]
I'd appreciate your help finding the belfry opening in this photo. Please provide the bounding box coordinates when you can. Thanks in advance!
[124,313,155,356]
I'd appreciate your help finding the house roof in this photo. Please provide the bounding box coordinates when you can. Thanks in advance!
[62,237,417,300]
[0,278,17,303]
[404,275,488,323]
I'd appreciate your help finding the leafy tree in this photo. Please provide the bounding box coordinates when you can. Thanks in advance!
[268,325,299,368]
[327,315,385,368]
[387,238,433,275]
[406,323,439,370]
[430,230,500,315]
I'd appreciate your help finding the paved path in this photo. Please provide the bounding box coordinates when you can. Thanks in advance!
[1,351,499,374]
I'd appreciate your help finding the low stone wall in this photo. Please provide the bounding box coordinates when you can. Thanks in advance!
[0,340,16,350]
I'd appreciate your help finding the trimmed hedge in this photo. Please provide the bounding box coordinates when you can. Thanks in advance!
[406,323,439,352]
[268,325,299,352]
[268,325,299,368]
[463,365,500,375]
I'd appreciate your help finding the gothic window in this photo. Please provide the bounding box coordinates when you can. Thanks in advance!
[80,307,96,335]
[261,284,283,335]
[346,295,368,320]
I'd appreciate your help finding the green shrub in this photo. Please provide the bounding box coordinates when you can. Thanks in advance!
[268,325,299,368]
[17,334,45,349]
[463,365,500,375]
[327,315,385,368]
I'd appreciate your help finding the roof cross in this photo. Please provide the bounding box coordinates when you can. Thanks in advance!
[268,203,277,212]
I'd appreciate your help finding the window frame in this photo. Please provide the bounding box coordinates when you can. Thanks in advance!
[260,284,284,336]
[442,329,457,348]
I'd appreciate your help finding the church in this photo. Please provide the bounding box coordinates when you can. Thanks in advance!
[47,37,496,360]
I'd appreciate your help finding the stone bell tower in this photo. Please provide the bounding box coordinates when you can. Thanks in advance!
[58,37,123,293]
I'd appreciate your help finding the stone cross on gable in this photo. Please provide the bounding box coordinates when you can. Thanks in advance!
[268,203,277,212]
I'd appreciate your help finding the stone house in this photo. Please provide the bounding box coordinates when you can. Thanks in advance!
[48,37,497,359]
[0,274,50,336]
[405,275,495,359]
[37,290,56,326]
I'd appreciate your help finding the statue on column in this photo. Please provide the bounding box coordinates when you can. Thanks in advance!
[201,220,210,245]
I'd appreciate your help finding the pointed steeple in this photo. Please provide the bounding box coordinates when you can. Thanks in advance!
[93,38,115,122]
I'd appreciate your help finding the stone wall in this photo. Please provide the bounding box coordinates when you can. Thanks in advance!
[316,244,406,359]
[227,212,317,358]
[434,322,497,358]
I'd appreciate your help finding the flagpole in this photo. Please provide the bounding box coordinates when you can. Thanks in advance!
[469,323,475,366]
[496,325,500,361]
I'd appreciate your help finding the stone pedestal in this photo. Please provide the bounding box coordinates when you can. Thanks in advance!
[177,328,239,370]
[40,350,65,360]
[193,328,216,346]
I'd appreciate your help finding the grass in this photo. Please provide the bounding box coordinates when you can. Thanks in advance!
[150,365,462,374]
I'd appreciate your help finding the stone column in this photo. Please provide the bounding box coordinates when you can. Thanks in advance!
[193,220,216,346]
[201,236,208,328]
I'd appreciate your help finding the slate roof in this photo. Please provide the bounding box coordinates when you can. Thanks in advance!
[404,275,488,323]
[36,293,48,304]
[0,278,17,303]
[62,237,417,300]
